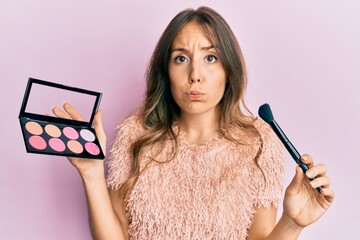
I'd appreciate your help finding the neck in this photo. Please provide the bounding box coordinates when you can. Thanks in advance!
[177,110,220,145]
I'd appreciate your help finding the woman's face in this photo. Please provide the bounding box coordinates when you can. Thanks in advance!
[168,21,226,117]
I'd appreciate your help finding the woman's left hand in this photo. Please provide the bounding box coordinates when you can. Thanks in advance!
[283,154,335,228]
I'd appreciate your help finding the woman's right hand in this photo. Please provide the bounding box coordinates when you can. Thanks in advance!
[52,103,107,179]
[54,103,126,240]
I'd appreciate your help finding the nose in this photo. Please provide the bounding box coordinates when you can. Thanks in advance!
[189,60,202,84]
[190,78,201,83]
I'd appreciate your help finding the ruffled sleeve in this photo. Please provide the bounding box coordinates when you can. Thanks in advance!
[106,114,143,190]
[250,119,285,208]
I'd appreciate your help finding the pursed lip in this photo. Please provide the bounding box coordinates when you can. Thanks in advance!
[185,90,204,99]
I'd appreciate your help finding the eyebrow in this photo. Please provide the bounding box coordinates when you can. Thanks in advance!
[170,45,216,53]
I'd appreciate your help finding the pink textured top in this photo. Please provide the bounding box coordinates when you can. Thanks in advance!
[106,114,285,240]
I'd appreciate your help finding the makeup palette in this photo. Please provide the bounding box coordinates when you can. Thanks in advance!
[19,78,105,159]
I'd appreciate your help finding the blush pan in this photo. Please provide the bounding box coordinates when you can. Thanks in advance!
[45,124,61,138]
[26,121,43,135]
[67,140,83,154]
[29,136,47,150]
[85,142,100,155]
[49,138,66,152]
[19,78,105,159]
[80,129,96,142]
[63,127,79,140]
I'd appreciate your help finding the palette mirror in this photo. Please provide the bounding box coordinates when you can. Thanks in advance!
[25,81,97,122]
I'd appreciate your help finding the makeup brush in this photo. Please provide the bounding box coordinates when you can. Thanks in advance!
[258,103,322,192]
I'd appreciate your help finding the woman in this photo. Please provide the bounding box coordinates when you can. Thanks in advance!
[53,6,334,240]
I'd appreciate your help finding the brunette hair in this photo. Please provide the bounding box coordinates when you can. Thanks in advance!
[119,6,263,206]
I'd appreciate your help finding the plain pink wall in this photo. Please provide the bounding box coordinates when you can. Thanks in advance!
[1,1,359,239]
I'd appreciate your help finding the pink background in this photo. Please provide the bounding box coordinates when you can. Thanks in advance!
[1,1,359,239]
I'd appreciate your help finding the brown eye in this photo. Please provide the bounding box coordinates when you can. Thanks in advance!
[205,55,217,63]
[174,56,188,63]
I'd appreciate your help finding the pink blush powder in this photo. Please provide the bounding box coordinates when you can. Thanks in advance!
[29,136,47,150]
[63,127,79,140]
[84,142,100,155]
[49,138,66,152]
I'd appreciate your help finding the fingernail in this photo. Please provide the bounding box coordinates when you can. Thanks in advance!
[306,170,314,178]
[302,155,308,161]
[310,181,318,188]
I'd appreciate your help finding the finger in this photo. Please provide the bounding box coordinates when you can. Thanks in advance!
[320,187,335,204]
[309,176,331,189]
[63,103,84,121]
[306,163,327,178]
[93,110,106,139]
[301,154,314,167]
[93,110,107,152]
[286,166,305,195]
[52,106,71,119]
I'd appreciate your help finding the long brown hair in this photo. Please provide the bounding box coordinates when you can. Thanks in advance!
[119,6,263,207]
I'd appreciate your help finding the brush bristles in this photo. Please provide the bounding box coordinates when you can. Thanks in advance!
[258,103,274,123]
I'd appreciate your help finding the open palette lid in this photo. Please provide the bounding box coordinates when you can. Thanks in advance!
[19,78,102,127]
